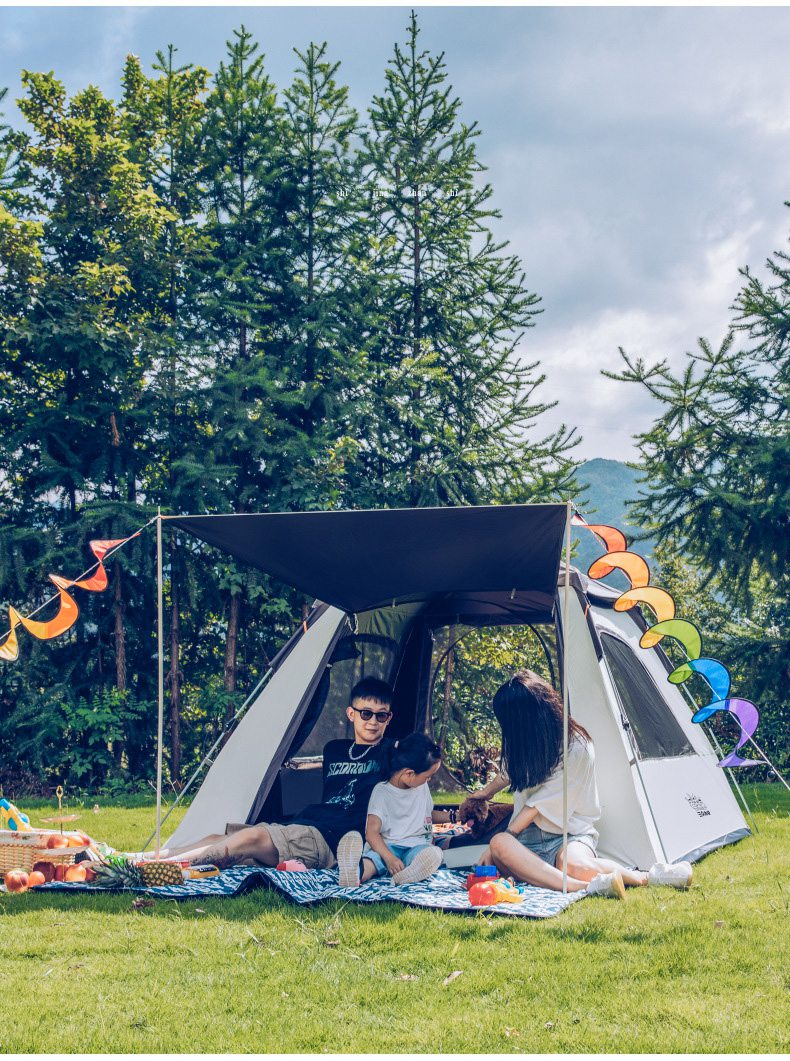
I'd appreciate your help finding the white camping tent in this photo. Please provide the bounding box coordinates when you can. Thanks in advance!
[166,561,750,870]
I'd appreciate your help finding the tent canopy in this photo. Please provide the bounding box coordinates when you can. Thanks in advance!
[168,504,567,616]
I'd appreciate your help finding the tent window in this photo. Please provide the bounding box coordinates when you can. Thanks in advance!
[600,633,694,759]
[287,634,399,758]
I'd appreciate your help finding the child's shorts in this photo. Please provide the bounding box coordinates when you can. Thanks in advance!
[362,841,434,878]
[515,823,597,866]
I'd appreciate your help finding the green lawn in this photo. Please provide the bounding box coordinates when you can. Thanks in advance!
[1,785,788,1053]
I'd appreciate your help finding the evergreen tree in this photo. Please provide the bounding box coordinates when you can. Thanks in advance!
[276,42,368,509]
[121,47,214,780]
[355,13,577,507]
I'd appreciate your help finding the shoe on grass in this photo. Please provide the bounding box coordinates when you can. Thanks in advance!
[648,860,693,889]
[392,846,442,886]
[586,870,626,900]
[336,831,363,888]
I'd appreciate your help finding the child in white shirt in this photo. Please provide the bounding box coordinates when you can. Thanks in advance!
[336,733,445,887]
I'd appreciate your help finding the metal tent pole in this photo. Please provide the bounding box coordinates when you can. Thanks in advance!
[561,501,571,895]
[155,510,164,859]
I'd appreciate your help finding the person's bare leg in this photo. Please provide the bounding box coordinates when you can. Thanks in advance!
[488,833,589,892]
[157,825,280,867]
[360,858,378,882]
[152,833,226,861]
[557,841,648,887]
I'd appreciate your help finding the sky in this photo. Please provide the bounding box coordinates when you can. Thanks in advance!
[2,5,789,463]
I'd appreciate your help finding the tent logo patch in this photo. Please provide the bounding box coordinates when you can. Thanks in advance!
[684,792,711,817]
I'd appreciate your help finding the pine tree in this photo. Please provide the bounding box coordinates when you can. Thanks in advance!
[275,42,368,509]
[354,13,577,508]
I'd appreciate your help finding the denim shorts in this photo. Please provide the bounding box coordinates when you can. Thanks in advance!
[515,823,597,866]
[362,841,434,878]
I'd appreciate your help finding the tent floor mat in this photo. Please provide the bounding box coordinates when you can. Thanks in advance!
[39,866,587,917]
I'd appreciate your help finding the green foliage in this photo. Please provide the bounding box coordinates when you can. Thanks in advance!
[2,17,579,790]
[430,624,558,786]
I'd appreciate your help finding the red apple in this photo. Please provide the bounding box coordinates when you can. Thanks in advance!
[27,870,46,887]
[32,861,55,882]
[67,835,84,848]
[64,864,87,883]
[53,864,67,882]
[46,834,69,849]
[4,869,29,893]
[82,864,96,883]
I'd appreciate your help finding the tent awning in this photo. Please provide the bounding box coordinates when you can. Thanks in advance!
[168,503,568,616]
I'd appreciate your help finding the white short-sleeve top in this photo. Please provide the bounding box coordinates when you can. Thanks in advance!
[505,737,600,842]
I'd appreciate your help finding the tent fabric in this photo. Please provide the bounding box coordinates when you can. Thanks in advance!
[167,504,567,615]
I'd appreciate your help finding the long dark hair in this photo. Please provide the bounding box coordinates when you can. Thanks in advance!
[492,670,590,791]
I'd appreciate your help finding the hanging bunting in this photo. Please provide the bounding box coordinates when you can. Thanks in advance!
[572,512,760,768]
[0,537,130,662]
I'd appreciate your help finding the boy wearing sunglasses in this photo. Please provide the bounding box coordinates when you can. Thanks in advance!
[160,676,395,871]
[284,676,396,866]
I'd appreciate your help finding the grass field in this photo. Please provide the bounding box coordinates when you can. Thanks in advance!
[0,784,788,1053]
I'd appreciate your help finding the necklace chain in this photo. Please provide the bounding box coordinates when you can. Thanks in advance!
[348,741,377,761]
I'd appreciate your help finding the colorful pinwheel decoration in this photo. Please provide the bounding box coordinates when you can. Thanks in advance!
[573,514,760,768]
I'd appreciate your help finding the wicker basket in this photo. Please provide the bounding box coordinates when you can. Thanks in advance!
[0,830,88,876]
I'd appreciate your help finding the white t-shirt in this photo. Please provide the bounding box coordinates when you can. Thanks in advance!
[507,737,600,842]
[366,781,434,848]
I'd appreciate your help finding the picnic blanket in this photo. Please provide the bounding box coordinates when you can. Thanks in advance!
[38,866,586,918]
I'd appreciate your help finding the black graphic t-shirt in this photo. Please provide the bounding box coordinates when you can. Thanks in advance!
[291,738,394,853]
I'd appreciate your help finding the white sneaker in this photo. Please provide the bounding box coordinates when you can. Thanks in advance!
[586,870,626,900]
[336,831,363,888]
[392,846,443,886]
[648,860,693,889]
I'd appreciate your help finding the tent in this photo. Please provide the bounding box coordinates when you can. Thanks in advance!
[164,504,750,870]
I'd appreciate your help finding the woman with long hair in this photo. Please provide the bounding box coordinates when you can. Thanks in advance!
[469,670,692,898]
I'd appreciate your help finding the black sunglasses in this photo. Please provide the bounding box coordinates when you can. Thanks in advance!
[350,706,392,723]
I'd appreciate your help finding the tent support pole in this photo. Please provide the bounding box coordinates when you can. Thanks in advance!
[561,501,571,895]
[155,510,164,859]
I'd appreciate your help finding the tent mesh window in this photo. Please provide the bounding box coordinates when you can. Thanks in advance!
[288,634,399,759]
[600,633,694,759]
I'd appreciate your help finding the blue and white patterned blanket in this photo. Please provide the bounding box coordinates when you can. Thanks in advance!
[40,866,586,917]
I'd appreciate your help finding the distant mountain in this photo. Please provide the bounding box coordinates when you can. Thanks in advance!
[572,458,656,584]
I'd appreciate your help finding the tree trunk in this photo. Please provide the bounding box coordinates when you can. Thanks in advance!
[224,590,241,712]
[112,562,127,693]
[169,568,182,783]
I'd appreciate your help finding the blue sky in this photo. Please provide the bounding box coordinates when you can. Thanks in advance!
[2,6,789,462]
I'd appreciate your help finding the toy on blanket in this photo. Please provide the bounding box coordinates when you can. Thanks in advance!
[0,798,32,832]
[465,864,499,890]
[276,859,308,872]
[468,877,526,907]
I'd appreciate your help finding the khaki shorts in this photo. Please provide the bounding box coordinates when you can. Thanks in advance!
[265,823,336,870]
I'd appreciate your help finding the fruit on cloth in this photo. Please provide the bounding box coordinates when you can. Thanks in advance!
[137,861,184,887]
[92,854,184,889]
[64,864,87,882]
[32,861,55,882]
[83,865,96,882]
[46,834,69,849]
[4,869,29,892]
[92,855,142,889]
[53,864,68,882]
[27,871,46,887]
